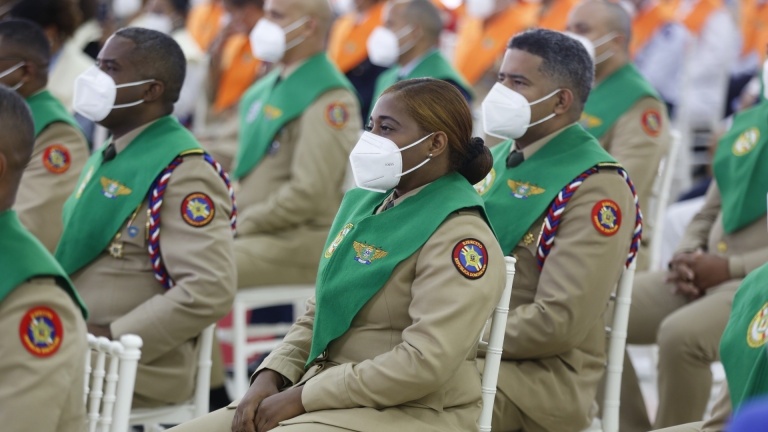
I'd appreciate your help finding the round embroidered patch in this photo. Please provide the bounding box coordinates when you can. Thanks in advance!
[747,301,768,348]
[473,168,495,196]
[325,103,349,129]
[42,144,71,174]
[733,127,760,156]
[19,307,63,357]
[181,192,215,227]
[325,223,354,258]
[641,109,662,137]
[591,200,622,236]
[452,238,488,279]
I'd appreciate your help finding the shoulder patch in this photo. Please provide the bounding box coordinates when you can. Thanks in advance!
[640,109,662,137]
[591,200,622,236]
[325,103,349,129]
[747,301,768,348]
[452,238,488,279]
[19,307,63,357]
[42,144,71,174]
[181,192,215,227]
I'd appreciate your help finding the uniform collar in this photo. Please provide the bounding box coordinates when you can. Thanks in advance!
[112,119,160,155]
[376,183,428,214]
[514,122,578,160]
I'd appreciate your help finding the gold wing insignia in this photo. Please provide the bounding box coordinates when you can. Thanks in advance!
[117,184,132,196]
[372,249,388,260]
[508,179,521,190]
[528,184,545,195]
[353,241,364,254]
[100,176,110,189]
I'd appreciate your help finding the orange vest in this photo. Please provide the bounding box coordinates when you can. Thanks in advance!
[454,2,540,85]
[328,2,386,74]
[212,35,262,113]
[740,0,768,59]
[186,1,225,51]
[630,1,676,58]
[538,0,582,31]
[676,0,722,36]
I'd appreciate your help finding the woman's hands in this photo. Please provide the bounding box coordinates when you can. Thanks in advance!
[231,369,306,432]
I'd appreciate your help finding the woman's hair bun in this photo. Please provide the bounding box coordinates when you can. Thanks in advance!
[458,137,493,185]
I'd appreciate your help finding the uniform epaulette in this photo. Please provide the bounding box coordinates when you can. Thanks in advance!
[597,162,624,170]
[179,149,206,156]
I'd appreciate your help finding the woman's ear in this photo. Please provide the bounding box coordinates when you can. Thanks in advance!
[429,131,448,158]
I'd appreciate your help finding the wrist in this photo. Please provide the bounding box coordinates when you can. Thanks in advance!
[255,369,285,389]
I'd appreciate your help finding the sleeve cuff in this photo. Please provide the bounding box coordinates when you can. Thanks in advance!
[728,255,746,279]
[301,363,353,412]
[254,346,306,386]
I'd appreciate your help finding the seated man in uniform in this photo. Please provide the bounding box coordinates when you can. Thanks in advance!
[55,27,237,408]
[0,19,89,253]
[476,28,641,432]
[619,87,768,431]
[0,85,88,432]
[368,0,473,115]
[233,0,361,288]
[328,0,387,119]
[567,0,671,270]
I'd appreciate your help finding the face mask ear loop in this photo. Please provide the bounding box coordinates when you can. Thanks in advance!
[114,78,156,89]
[395,132,435,153]
[528,112,556,128]
[112,99,146,109]
[283,16,310,51]
[0,61,24,80]
[528,88,562,107]
[592,31,618,49]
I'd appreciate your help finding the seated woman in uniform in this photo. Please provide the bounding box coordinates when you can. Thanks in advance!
[169,77,506,432]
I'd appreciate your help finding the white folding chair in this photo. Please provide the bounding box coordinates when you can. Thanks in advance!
[583,260,638,432]
[478,256,517,432]
[85,333,143,432]
[129,324,215,431]
[648,129,682,271]
[218,285,316,398]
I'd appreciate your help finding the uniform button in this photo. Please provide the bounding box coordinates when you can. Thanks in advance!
[717,241,727,253]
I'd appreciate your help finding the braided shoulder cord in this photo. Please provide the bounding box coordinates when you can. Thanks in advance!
[536,166,642,272]
[147,153,237,289]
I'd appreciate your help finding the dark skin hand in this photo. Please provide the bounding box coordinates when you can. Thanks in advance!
[232,369,305,432]
[666,250,730,300]
[87,323,112,339]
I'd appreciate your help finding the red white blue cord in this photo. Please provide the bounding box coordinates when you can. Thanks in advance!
[536,166,642,272]
[147,153,237,289]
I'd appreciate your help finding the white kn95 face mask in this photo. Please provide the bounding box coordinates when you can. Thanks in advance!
[349,131,434,192]
[482,83,560,140]
[73,65,155,122]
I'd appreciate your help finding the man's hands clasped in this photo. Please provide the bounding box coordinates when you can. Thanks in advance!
[232,369,306,432]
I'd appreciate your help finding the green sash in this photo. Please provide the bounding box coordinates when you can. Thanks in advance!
[55,116,202,275]
[0,210,87,318]
[25,90,81,137]
[369,50,473,117]
[234,54,354,179]
[307,172,489,365]
[719,261,768,411]
[581,64,660,139]
[477,124,616,254]
[712,100,768,233]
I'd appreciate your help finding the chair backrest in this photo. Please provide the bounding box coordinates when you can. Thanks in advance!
[600,260,638,432]
[193,324,215,418]
[478,256,517,432]
[85,334,143,432]
[649,129,682,270]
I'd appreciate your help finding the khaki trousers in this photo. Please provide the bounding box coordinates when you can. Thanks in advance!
[652,383,732,432]
[166,406,355,432]
[619,271,739,432]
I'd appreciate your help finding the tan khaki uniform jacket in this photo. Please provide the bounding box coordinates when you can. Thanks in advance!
[252,204,505,431]
[491,126,636,432]
[234,76,361,287]
[71,121,236,408]
[15,120,88,253]
[0,278,87,432]
[596,96,670,270]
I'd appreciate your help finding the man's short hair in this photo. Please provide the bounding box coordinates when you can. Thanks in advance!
[508,28,594,104]
[0,19,52,64]
[0,84,35,172]
[114,27,186,107]
[10,0,82,39]
[222,0,264,7]
[402,0,442,43]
